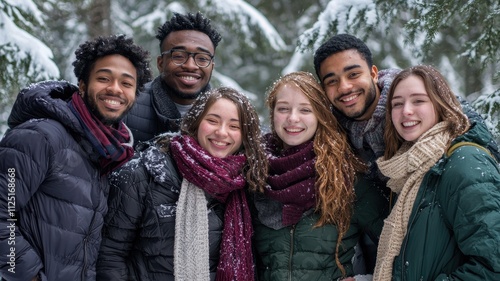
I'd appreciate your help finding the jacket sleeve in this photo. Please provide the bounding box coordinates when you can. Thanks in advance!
[0,125,49,281]
[96,161,148,281]
[437,147,500,280]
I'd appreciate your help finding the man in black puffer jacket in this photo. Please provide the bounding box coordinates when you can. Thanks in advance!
[123,12,221,145]
[0,35,152,281]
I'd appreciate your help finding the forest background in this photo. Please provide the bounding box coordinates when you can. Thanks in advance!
[1,0,499,139]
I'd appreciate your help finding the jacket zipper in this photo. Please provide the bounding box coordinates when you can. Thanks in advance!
[81,211,98,280]
[288,225,296,281]
[400,174,432,281]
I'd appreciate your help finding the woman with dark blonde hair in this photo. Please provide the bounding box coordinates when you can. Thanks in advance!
[97,87,267,281]
[253,71,388,281]
[374,65,500,281]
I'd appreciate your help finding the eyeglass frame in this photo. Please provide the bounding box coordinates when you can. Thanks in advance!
[160,49,214,68]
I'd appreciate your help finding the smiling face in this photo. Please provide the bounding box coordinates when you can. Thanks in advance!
[319,49,379,121]
[272,84,318,148]
[390,75,438,142]
[157,30,215,105]
[79,54,137,125]
[197,98,242,158]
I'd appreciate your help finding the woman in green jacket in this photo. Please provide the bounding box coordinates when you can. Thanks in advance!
[253,71,388,281]
[374,65,500,281]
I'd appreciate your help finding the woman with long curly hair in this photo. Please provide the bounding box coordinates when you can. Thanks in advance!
[97,87,267,281]
[252,71,388,281]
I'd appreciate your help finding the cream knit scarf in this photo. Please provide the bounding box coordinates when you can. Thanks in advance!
[373,122,451,281]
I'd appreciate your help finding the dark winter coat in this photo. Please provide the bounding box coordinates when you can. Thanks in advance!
[0,81,110,281]
[391,122,500,280]
[253,177,389,281]
[97,142,224,281]
[123,77,211,144]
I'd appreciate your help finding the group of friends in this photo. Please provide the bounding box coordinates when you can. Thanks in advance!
[0,11,499,281]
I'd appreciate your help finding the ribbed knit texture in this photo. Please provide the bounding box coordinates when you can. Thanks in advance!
[264,136,316,226]
[174,179,210,281]
[373,122,451,281]
[170,135,254,281]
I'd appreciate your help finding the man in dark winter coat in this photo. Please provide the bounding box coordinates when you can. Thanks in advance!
[124,11,222,144]
[0,35,152,281]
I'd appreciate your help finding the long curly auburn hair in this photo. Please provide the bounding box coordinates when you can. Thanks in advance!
[266,71,366,276]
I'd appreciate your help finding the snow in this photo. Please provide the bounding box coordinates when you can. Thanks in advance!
[199,0,287,51]
[0,1,59,80]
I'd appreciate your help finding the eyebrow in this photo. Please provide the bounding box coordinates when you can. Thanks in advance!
[206,113,239,122]
[321,64,362,83]
[392,93,429,99]
[170,46,213,55]
[96,68,136,81]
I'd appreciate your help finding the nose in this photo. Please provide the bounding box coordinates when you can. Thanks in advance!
[287,109,300,123]
[338,78,353,94]
[107,80,123,94]
[215,125,228,137]
[182,55,198,69]
[402,103,413,116]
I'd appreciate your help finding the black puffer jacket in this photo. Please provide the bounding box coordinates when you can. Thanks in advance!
[97,141,224,281]
[0,81,109,281]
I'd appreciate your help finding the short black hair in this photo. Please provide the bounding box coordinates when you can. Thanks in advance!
[313,34,373,79]
[156,12,222,50]
[72,34,153,94]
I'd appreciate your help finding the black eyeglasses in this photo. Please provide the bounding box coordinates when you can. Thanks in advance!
[161,49,214,68]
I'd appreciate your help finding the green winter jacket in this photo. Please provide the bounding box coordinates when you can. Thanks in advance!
[391,122,500,280]
[253,177,389,281]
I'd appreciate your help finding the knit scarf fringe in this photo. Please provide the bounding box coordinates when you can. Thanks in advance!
[373,122,451,281]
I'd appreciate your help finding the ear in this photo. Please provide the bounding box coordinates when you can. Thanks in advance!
[78,81,86,97]
[371,65,379,83]
[157,55,164,72]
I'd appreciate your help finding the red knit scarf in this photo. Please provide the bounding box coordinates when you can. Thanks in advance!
[68,93,133,175]
[170,135,254,281]
[265,135,316,226]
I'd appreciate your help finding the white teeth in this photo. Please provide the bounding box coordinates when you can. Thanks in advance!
[286,128,302,132]
[180,76,196,81]
[105,99,120,105]
[403,121,419,127]
[212,140,227,146]
[342,94,358,102]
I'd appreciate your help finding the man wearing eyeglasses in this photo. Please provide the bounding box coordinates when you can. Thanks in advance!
[124,12,222,144]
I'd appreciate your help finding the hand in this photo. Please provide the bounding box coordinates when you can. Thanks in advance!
[31,273,41,281]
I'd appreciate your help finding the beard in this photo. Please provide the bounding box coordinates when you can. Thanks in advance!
[347,80,378,120]
[83,91,132,126]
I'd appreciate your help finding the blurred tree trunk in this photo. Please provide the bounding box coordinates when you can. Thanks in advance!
[86,0,112,38]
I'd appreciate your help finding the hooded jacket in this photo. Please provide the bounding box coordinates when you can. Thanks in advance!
[390,121,500,280]
[0,81,110,281]
[97,141,224,281]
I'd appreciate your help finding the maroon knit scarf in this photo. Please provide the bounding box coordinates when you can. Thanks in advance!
[265,135,316,226]
[170,135,254,281]
[68,93,133,175]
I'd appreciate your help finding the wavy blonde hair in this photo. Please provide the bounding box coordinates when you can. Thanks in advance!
[266,71,365,275]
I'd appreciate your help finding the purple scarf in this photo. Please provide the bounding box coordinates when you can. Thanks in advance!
[265,136,316,226]
[68,93,133,175]
[170,135,254,281]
